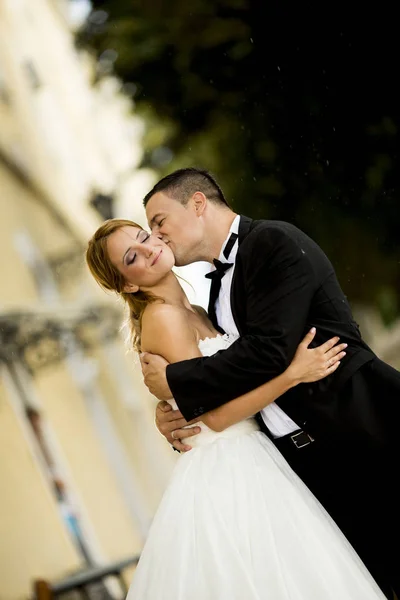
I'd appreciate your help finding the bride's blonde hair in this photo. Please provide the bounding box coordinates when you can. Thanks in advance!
[86,218,162,352]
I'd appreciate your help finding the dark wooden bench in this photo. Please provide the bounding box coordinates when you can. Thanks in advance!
[33,556,139,600]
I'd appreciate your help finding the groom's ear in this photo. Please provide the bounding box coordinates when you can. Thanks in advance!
[123,282,139,293]
[192,191,207,216]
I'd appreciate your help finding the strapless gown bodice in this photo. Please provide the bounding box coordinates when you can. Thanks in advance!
[168,333,259,447]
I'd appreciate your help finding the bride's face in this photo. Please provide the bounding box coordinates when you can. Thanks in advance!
[106,225,175,291]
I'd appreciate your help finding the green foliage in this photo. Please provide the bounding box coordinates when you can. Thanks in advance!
[77,2,400,317]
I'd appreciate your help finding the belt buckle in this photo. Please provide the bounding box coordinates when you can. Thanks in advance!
[290,430,314,449]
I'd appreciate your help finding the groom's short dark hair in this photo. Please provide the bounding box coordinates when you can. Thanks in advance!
[143,167,231,208]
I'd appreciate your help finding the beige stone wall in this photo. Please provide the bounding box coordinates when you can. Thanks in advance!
[92,344,177,514]
[0,1,201,598]
[0,374,82,600]
[0,163,39,307]
[0,0,168,594]
[0,0,154,242]
[0,160,74,308]
[0,156,176,598]
[34,362,143,559]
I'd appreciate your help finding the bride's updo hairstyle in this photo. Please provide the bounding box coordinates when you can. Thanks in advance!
[86,218,162,352]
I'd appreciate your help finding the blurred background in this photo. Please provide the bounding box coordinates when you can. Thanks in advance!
[0,0,399,598]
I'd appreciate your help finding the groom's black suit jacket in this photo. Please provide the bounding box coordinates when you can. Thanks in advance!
[166,215,380,441]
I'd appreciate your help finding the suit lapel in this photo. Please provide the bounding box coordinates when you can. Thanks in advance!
[238,214,253,243]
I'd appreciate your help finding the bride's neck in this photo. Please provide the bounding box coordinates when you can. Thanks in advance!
[142,271,193,311]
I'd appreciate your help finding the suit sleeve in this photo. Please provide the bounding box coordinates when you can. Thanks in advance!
[167,226,317,421]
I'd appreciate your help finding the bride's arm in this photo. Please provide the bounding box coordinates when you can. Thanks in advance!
[141,307,346,432]
[203,329,345,432]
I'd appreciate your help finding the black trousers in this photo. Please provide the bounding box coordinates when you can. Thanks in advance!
[272,358,400,600]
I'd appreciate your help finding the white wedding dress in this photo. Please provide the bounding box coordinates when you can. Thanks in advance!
[127,334,385,599]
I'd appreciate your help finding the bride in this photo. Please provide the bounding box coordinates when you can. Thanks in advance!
[86,218,385,600]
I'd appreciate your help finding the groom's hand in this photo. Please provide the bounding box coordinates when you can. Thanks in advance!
[140,352,172,400]
[155,401,201,452]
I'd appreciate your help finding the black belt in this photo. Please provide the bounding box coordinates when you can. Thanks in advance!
[274,429,315,450]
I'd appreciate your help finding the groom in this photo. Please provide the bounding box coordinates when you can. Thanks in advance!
[140,167,399,598]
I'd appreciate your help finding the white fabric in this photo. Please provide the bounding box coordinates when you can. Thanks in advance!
[213,215,241,337]
[214,215,299,438]
[127,335,385,600]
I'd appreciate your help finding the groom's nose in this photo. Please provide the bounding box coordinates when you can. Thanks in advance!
[155,233,168,244]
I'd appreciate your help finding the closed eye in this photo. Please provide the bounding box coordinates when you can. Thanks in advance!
[126,232,150,265]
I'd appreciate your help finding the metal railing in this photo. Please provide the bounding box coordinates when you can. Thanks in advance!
[34,556,140,600]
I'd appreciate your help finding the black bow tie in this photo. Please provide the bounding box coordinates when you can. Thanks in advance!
[204,231,238,334]
[205,259,233,335]
[204,259,233,281]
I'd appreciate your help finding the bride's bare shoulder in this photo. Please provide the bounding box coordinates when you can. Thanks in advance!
[142,302,188,324]
[142,303,192,342]
[141,303,200,360]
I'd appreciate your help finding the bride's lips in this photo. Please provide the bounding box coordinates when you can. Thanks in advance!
[151,249,162,266]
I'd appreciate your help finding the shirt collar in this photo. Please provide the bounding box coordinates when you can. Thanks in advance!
[218,215,240,263]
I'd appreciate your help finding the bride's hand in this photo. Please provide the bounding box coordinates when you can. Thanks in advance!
[286,328,347,385]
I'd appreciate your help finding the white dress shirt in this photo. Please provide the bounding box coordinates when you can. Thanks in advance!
[213,215,300,438]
